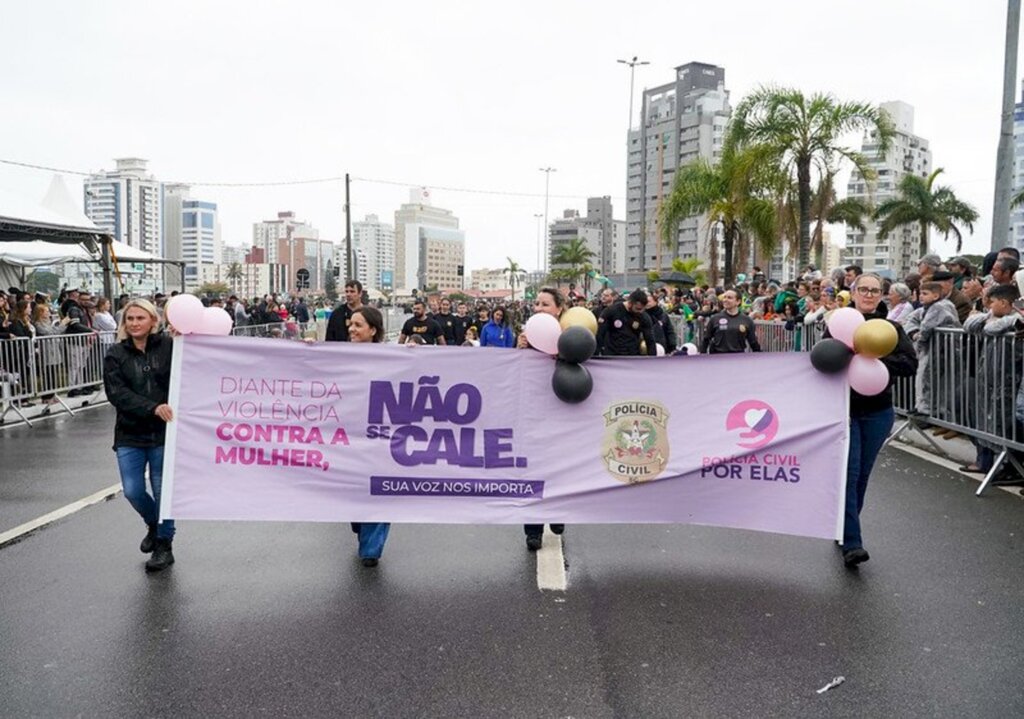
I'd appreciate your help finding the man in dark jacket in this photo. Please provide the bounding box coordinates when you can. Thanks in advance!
[325,280,364,342]
[596,288,657,356]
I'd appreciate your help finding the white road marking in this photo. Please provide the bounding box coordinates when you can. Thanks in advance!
[0,483,122,549]
[890,441,1024,498]
[536,527,567,591]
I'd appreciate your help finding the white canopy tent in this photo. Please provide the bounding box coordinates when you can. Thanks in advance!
[0,175,183,295]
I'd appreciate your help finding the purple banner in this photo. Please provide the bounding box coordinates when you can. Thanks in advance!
[161,336,849,540]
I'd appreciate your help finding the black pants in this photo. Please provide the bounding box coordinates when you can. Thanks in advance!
[524,524,564,537]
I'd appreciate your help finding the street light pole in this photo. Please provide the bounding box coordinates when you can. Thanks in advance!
[617,56,650,132]
[539,167,556,274]
[992,0,1021,250]
[533,213,543,274]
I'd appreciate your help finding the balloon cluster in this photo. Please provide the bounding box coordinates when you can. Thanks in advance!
[523,307,598,404]
[810,308,898,396]
[165,294,233,336]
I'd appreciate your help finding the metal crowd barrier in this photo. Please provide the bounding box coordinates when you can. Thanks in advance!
[886,327,1024,495]
[1,330,114,425]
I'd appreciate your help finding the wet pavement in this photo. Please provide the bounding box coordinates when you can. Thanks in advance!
[1,416,1023,718]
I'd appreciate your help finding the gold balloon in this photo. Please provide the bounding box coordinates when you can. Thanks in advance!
[853,319,898,359]
[559,306,598,335]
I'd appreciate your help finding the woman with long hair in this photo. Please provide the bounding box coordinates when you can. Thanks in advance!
[32,303,66,405]
[516,288,566,550]
[830,273,917,568]
[102,299,177,572]
[347,306,391,567]
[480,306,515,348]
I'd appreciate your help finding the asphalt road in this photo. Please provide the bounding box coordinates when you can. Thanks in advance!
[1,415,1023,718]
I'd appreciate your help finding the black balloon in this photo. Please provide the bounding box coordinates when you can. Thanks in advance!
[557,325,597,364]
[552,360,593,403]
[810,338,854,374]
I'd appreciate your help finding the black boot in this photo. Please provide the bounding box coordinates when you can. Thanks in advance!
[146,539,175,572]
[140,524,157,553]
[526,534,542,551]
[550,524,565,535]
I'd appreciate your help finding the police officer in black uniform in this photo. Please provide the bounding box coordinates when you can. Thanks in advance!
[434,298,457,345]
[453,301,472,345]
[596,288,657,356]
[701,289,761,354]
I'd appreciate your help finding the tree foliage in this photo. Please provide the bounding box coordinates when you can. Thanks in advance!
[726,86,894,269]
[873,168,979,254]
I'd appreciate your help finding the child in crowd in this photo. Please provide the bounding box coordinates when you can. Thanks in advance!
[962,284,1023,473]
[904,281,961,415]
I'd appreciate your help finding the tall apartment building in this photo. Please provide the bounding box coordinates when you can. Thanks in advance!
[394,188,465,291]
[162,184,222,290]
[162,183,188,289]
[83,158,164,290]
[181,199,221,290]
[549,210,603,273]
[353,213,395,291]
[626,62,731,273]
[252,211,327,293]
[1009,80,1024,251]
[844,101,932,277]
[547,196,626,276]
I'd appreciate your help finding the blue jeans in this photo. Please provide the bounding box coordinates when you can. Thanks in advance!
[843,407,894,550]
[352,523,390,559]
[115,446,175,541]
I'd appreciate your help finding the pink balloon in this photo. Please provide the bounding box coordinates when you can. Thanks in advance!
[848,355,889,396]
[195,306,233,336]
[655,343,666,356]
[827,307,865,349]
[524,313,561,355]
[165,294,204,334]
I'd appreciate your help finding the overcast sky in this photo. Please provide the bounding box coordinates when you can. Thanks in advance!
[0,0,1017,272]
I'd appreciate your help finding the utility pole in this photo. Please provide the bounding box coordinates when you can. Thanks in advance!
[993,0,1021,250]
[345,173,353,280]
[539,167,556,274]
[617,56,650,133]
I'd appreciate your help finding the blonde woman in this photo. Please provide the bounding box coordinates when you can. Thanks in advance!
[102,299,177,572]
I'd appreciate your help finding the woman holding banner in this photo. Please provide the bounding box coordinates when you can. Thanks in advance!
[103,299,177,572]
[837,273,917,568]
[516,288,566,551]
[346,306,391,567]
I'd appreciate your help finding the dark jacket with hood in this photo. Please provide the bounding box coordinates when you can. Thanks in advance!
[103,333,173,449]
[824,306,917,416]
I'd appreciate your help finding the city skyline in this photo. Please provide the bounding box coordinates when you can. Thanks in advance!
[0,0,1017,278]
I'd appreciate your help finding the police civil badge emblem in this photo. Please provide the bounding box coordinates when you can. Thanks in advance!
[602,401,671,484]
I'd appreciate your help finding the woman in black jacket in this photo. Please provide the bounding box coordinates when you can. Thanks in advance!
[833,273,918,568]
[102,299,177,572]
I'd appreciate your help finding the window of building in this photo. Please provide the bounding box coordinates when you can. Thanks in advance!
[183,212,197,229]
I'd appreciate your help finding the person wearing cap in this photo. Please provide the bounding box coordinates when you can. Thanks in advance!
[948,257,974,290]
[916,253,943,282]
[932,270,972,324]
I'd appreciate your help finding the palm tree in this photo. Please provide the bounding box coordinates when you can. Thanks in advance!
[873,168,979,255]
[226,262,243,293]
[671,257,709,287]
[1011,187,1024,209]
[727,86,894,270]
[502,257,526,301]
[774,169,872,267]
[551,237,596,286]
[660,145,777,285]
